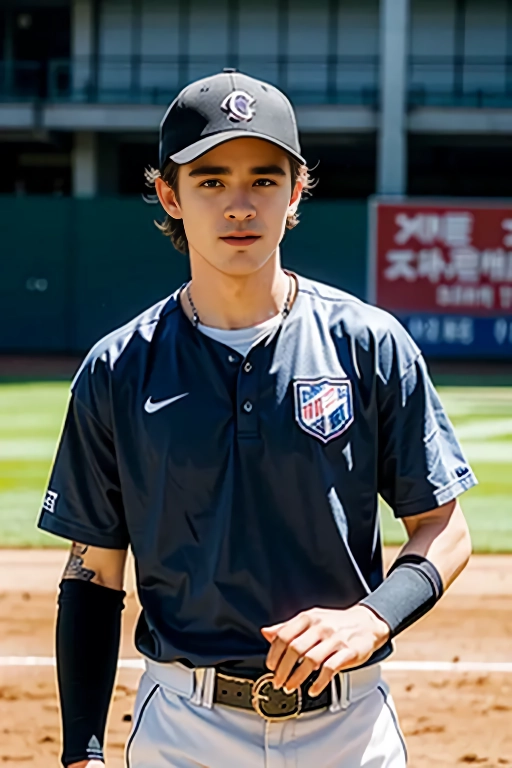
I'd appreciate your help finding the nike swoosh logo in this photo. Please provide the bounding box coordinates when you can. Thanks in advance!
[144,393,189,413]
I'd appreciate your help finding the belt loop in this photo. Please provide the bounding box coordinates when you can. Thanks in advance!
[201,668,216,709]
[329,674,342,713]
[340,672,351,710]
[190,668,206,706]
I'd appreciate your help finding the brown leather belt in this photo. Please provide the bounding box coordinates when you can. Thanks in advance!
[213,671,331,720]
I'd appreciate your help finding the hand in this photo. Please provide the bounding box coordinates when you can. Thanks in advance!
[261,605,390,697]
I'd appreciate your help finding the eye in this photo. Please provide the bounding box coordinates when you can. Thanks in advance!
[254,178,276,187]
[200,179,223,188]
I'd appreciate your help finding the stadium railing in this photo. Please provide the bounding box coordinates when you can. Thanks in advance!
[0,55,379,107]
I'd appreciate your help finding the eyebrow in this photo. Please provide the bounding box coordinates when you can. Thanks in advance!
[188,164,287,177]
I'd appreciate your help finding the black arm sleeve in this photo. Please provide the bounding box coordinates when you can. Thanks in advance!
[56,580,125,767]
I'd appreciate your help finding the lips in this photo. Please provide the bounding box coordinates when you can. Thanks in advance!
[220,234,261,247]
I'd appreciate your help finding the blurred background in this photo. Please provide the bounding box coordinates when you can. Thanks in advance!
[0,1,511,765]
[1,0,512,353]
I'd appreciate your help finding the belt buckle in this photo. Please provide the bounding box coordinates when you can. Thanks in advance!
[251,673,302,721]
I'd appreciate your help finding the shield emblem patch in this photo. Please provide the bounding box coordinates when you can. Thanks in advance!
[294,378,354,444]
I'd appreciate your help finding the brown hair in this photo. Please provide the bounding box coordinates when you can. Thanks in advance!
[145,155,315,255]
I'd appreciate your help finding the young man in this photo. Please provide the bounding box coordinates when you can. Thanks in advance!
[38,69,475,768]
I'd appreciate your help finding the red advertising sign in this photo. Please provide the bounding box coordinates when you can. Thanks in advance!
[370,199,512,315]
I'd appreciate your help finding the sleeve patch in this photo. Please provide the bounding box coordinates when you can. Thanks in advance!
[42,490,59,514]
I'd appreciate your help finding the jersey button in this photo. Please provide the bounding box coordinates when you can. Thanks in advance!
[243,361,253,373]
[228,354,238,364]
[243,400,253,413]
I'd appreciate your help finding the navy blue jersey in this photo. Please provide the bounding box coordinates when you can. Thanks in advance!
[38,275,476,668]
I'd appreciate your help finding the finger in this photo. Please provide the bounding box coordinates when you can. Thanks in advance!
[265,613,312,672]
[282,656,317,692]
[308,648,360,697]
[284,635,342,691]
[260,622,285,642]
[272,626,323,689]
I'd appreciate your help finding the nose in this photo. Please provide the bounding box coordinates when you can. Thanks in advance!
[224,192,256,222]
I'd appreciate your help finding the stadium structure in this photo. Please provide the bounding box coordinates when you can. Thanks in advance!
[1,0,512,361]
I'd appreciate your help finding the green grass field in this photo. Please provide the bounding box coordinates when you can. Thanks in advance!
[0,382,511,551]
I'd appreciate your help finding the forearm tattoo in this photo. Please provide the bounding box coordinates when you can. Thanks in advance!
[63,542,96,581]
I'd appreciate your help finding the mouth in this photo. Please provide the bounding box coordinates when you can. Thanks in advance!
[220,234,262,247]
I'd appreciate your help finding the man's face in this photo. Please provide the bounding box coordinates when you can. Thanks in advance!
[157,138,302,276]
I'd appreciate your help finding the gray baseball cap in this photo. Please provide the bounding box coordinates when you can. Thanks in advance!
[159,68,305,169]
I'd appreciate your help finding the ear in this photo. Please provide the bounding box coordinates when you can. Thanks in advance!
[288,177,303,218]
[155,176,183,220]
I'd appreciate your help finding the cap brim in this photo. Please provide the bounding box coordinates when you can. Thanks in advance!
[169,130,306,166]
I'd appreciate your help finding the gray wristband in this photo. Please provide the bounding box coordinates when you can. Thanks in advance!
[360,555,444,638]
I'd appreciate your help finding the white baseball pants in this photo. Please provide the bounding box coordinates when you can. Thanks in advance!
[125,660,407,768]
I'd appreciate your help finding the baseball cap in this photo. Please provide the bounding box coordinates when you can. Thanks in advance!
[159,68,305,170]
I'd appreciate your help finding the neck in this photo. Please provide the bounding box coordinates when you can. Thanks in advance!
[182,248,294,330]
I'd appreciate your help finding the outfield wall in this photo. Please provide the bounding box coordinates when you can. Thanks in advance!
[0,197,368,354]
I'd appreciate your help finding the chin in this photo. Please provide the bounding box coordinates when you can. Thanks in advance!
[215,248,275,276]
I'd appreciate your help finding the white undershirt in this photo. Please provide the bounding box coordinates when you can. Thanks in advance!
[197,313,282,357]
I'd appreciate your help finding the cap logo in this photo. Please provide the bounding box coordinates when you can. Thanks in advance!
[220,90,256,123]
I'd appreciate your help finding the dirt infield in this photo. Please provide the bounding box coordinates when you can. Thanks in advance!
[0,550,511,767]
